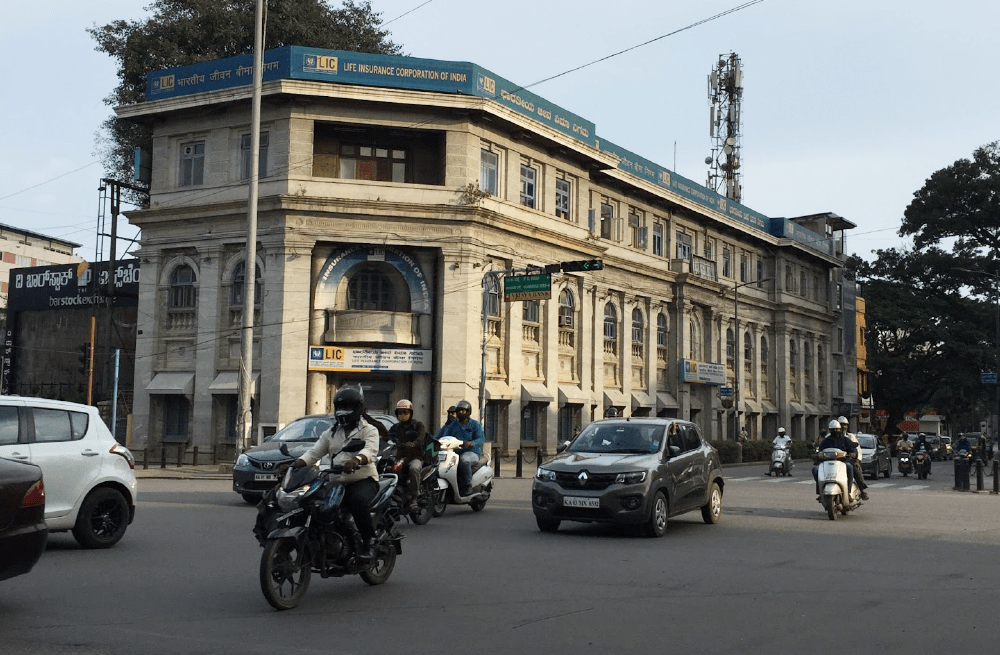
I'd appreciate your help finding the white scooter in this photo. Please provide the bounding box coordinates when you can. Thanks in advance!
[431,436,493,515]
[768,445,793,476]
[815,447,861,520]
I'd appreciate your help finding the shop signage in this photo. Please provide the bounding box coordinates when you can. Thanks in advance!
[308,346,432,373]
[680,359,725,385]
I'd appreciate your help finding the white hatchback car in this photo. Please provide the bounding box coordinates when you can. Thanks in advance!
[0,396,137,548]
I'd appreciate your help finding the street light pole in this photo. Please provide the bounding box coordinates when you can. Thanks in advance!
[724,276,772,440]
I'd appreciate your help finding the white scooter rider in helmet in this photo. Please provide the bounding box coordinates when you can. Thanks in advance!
[767,427,792,476]
[813,419,863,500]
[839,415,869,499]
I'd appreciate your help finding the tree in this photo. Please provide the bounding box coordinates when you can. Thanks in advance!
[88,0,401,204]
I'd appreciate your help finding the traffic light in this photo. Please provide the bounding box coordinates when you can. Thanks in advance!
[77,343,90,375]
[559,259,604,272]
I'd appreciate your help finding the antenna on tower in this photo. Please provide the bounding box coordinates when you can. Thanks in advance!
[706,52,744,203]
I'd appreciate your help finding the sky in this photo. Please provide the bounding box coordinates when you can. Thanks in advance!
[2,0,998,263]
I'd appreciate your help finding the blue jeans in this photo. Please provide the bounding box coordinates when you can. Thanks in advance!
[458,450,480,491]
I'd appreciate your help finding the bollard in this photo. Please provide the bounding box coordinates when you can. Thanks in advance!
[954,456,963,490]
[177,444,184,467]
[493,451,501,478]
[962,458,971,491]
[143,448,149,470]
[976,459,985,491]
[516,449,523,478]
[160,445,167,469]
[192,446,199,466]
[992,460,999,495]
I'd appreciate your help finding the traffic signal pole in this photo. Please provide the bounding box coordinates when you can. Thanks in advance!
[86,316,95,405]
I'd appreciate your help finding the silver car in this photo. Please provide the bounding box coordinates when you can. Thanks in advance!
[532,418,724,537]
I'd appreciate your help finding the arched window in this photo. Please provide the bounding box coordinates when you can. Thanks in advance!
[485,277,500,318]
[790,339,798,377]
[726,328,735,368]
[231,261,262,306]
[169,265,196,308]
[743,331,752,368]
[558,289,574,329]
[761,335,769,374]
[523,299,540,324]
[631,308,644,344]
[348,269,396,311]
[656,313,667,347]
[603,303,618,340]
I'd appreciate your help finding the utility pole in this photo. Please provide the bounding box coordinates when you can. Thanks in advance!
[237,0,265,453]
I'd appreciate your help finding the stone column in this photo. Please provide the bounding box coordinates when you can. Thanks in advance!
[192,245,222,450]
[131,250,161,450]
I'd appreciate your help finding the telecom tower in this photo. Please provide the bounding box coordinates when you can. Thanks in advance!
[706,52,744,203]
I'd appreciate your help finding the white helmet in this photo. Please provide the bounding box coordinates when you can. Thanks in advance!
[778,427,785,434]
[838,416,849,428]
[828,419,842,431]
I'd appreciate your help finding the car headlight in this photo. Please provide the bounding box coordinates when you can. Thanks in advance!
[535,467,556,482]
[615,471,647,484]
[236,453,249,467]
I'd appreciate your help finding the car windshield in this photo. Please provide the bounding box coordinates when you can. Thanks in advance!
[857,435,877,449]
[568,422,663,454]
[266,417,333,443]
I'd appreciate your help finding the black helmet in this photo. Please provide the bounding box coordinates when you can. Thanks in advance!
[454,400,472,418]
[333,385,364,428]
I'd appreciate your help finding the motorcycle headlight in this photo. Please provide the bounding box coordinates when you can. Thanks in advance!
[615,471,647,484]
[236,453,249,467]
[535,467,556,482]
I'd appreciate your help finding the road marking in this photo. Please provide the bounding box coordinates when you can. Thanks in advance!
[794,480,815,484]
[900,485,930,490]
[726,476,759,482]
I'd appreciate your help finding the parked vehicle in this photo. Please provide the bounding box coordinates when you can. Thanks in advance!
[0,457,47,581]
[233,413,396,504]
[0,396,136,549]
[434,435,492,514]
[253,441,403,610]
[815,447,862,520]
[857,433,891,479]
[532,418,724,536]
[768,444,793,477]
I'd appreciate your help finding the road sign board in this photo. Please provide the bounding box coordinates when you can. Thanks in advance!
[503,274,551,301]
[982,372,997,384]
[719,386,734,397]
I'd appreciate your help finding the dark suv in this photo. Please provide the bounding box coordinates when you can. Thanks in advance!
[532,418,724,537]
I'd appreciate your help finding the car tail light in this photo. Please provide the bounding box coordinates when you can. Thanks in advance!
[110,443,136,469]
[22,479,45,508]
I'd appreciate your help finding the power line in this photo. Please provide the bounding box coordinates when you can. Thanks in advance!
[0,161,100,202]
[383,0,436,26]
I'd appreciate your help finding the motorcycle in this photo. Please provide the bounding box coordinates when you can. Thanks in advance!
[432,435,493,515]
[913,449,932,480]
[815,447,862,520]
[376,439,447,525]
[254,440,403,610]
[767,444,793,477]
[897,451,912,477]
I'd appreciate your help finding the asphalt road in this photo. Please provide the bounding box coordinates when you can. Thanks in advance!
[2,461,998,655]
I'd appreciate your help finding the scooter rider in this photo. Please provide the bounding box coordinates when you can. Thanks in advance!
[287,385,381,559]
[388,399,426,512]
[767,427,792,476]
[839,416,869,498]
[813,419,866,500]
[434,399,484,495]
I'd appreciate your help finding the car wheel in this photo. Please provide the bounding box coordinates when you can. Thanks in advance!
[242,493,259,505]
[701,482,722,525]
[644,492,668,538]
[72,487,130,549]
[536,516,560,532]
[884,461,892,478]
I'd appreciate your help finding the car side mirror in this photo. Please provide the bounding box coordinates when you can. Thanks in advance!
[557,440,571,453]
[343,438,366,453]
[279,443,290,457]
[668,445,680,457]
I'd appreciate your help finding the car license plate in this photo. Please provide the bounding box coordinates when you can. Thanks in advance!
[254,473,278,482]
[563,496,600,508]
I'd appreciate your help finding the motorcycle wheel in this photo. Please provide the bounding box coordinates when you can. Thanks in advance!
[431,489,447,517]
[823,496,836,521]
[409,503,433,525]
[359,541,397,586]
[259,539,311,611]
[470,496,487,512]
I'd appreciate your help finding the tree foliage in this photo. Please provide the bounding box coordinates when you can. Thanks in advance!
[88,0,401,204]
[857,142,1000,433]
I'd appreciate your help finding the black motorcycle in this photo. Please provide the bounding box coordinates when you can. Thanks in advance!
[913,449,932,480]
[376,439,443,525]
[897,451,912,477]
[254,440,403,610]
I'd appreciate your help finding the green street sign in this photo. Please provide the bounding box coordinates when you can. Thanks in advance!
[503,274,551,301]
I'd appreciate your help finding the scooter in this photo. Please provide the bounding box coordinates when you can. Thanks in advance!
[815,447,862,520]
[913,449,932,480]
[432,436,493,515]
[767,445,793,477]
[897,451,912,477]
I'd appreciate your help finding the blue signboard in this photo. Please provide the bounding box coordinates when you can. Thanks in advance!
[982,372,997,384]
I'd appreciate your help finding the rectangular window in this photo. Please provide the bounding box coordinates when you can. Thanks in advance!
[555,177,571,219]
[480,149,499,195]
[600,201,614,239]
[179,141,205,186]
[837,327,844,352]
[32,409,87,443]
[800,272,808,297]
[813,275,821,301]
[653,223,663,256]
[757,260,764,288]
[519,163,537,208]
[704,240,713,260]
[164,396,190,440]
[722,248,732,278]
[740,254,749,283]
[339,144,407,182]
[521,404,538,442]
[240,131,269,180]
[676,232,692,260]
[628,209,643,248]
[837,371,844,397]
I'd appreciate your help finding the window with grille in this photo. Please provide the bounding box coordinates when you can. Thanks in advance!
[520,163,537,208]
[555,176,571,219]
[169,265,196,308]
[558,290,574,329]
[656,313,667,347]
[347,269,396,311]
[179,141,205,186]
[676,232,692,260]
[631,308,644,344]
[603,303,618,340]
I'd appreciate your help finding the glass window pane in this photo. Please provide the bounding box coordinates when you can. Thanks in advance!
[341,145,355,155]
[392,150,406,159]
[392,162,406,183]
[360,147,373,157]
[0,406,18,445]
[33,409,73,443]
[376,148,388,158]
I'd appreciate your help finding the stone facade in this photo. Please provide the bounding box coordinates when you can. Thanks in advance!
[119,50,849,455]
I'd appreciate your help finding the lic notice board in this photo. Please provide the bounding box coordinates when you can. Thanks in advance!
[503,274,551,301]
[308,346,432,372]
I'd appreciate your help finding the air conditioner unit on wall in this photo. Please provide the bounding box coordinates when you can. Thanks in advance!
[559,316,572,327]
